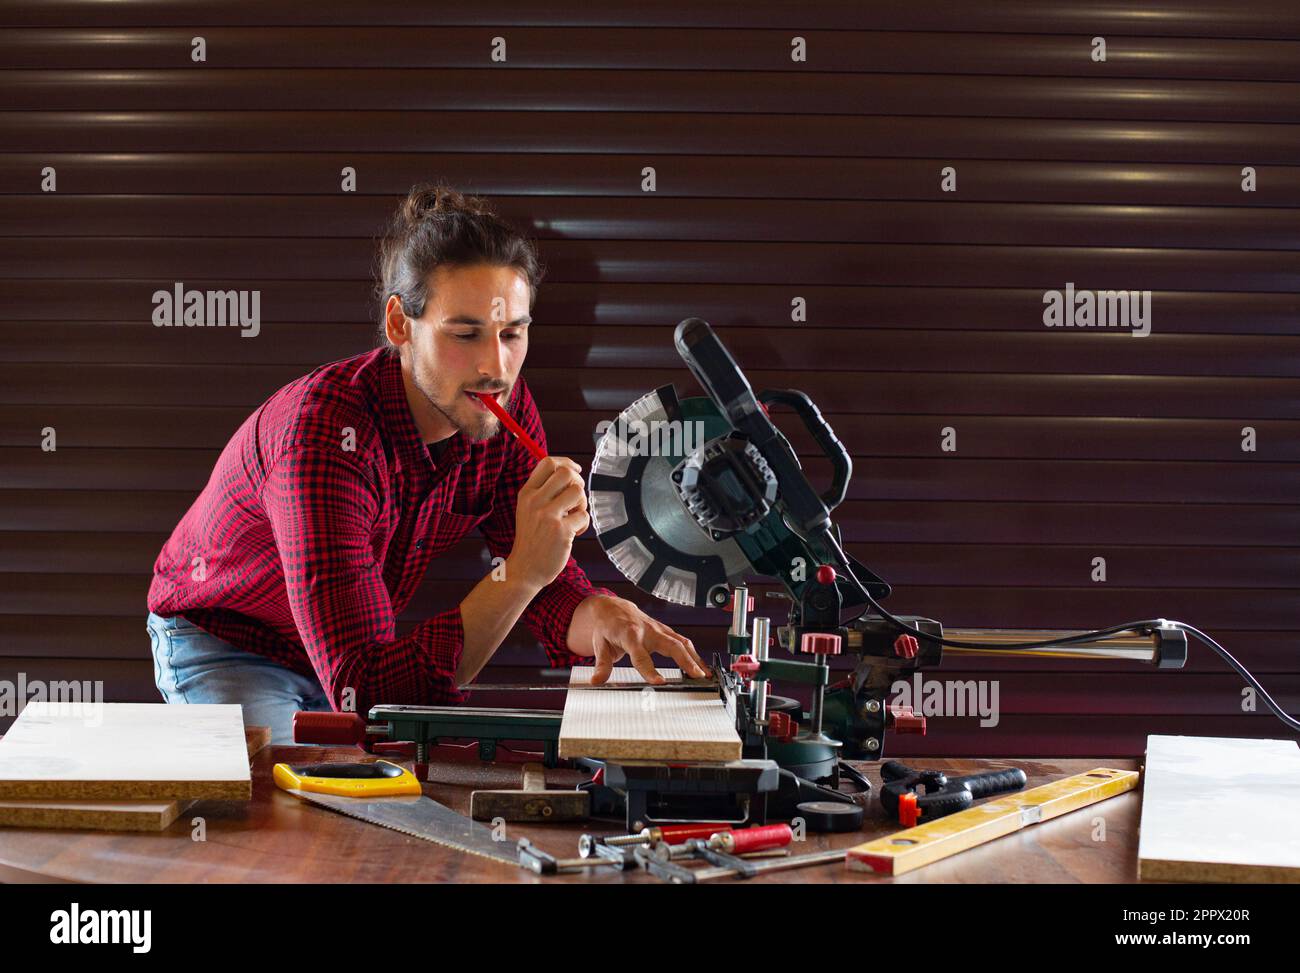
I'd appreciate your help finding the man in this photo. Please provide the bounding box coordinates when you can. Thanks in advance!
[147,185,707,743]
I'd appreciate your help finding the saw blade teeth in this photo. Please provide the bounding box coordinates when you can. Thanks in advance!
[651,566,697,606]
[592,432,634,478]
[589,490,629,534]
[591,389,669,479]
[296,793,519,865]
[606,535,654,584]
[624,389,666,424]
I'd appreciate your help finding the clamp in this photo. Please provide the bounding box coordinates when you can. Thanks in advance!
[879,760,1028,826]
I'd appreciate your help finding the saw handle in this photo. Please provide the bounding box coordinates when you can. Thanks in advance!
[674,317,833,541]
[758,388,851,509]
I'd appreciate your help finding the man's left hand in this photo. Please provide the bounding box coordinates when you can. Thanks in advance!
[576,596,709,685]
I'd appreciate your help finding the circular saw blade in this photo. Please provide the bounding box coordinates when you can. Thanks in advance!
[586,385,751,608]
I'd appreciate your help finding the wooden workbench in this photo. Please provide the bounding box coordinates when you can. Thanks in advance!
[0,746,1142,883]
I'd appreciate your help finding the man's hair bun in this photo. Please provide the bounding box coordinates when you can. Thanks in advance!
[399,184,495,225]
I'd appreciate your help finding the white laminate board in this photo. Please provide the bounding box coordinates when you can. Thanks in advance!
[0,703,251,800]
[1138,734,1300,882]
[569,666,683,686]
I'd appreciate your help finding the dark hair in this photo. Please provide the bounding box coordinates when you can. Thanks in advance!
[374,184,545,350]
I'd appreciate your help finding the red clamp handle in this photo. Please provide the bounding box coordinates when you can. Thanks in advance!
[292,710,367,745]
[658,822,731,844]
[730,654,760,678]
[894,634,920,659]
[712,823,793,854]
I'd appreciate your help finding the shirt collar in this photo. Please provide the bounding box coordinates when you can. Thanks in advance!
[378,350,470,474]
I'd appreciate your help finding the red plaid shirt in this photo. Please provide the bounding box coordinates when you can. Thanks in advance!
[147,347,614,714]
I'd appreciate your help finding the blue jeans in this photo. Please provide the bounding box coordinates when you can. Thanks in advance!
[147,611,331,745]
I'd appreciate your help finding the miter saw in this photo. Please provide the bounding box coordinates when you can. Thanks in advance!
[581,317,1202,830]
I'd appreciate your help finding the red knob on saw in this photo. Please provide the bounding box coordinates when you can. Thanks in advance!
[767,711,798,742]
[889,704,927,735]
[293,710,366,745]
[730,654,760,678]
[815,564,837,585]
[894,634,920,659]
[799,632,842,656]
[710,823,793,854]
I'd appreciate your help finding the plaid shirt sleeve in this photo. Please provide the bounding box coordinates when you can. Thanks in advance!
[261,444,468,713]
[479,379,617,668]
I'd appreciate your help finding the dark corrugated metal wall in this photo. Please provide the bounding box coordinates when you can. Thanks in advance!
[1,3,1297,753]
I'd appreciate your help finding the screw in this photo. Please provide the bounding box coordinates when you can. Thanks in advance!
[865,737,880,752]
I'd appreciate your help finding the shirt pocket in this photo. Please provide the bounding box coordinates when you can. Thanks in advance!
[428,502,496,553]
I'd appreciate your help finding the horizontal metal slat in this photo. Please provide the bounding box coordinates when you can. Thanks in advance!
[4,364,1297,419]
[5,70,1300,123]
[5,325,1297,377]
[6,196,1300,250]
[3,491,1297,547]
[5,2,1300,39]
[3,449,1294,503]
[6,532,1298,588]
[3,405,1298,460]
[5,572,1297,629]
[4,29,1300,80]
[4,239,1300,292]
[2,614,1294,675]
[5,115,1299,164]
[3,285,1297,336]
[2,28,1300,81]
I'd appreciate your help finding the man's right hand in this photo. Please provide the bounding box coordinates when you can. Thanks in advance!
[506,456,590,589]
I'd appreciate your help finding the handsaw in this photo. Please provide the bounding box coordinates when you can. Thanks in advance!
[280,787,521,866]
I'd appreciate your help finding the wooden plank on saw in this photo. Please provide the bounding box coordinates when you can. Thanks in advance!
[0,725,271,832]
[567,666,717,690]
[1138,734,1300,883]
[0,702,252,801]
[559,666,741,762]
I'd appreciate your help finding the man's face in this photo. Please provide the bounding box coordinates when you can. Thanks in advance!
[395,263,531,442]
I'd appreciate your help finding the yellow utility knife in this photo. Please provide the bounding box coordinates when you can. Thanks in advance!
[273,759,422,798]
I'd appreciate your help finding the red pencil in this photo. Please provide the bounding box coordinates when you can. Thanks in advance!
[470,391,548,461]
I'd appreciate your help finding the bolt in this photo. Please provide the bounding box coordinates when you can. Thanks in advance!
[865,737,880,752]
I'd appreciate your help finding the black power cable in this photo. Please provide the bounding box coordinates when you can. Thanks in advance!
[824,533,1300,734]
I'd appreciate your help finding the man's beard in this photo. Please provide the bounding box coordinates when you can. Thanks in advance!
[411,359,504,443]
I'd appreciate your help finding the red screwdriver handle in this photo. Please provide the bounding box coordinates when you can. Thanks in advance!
[292,710,367,745]
[659,823,734,844]
[713,823,793,854]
